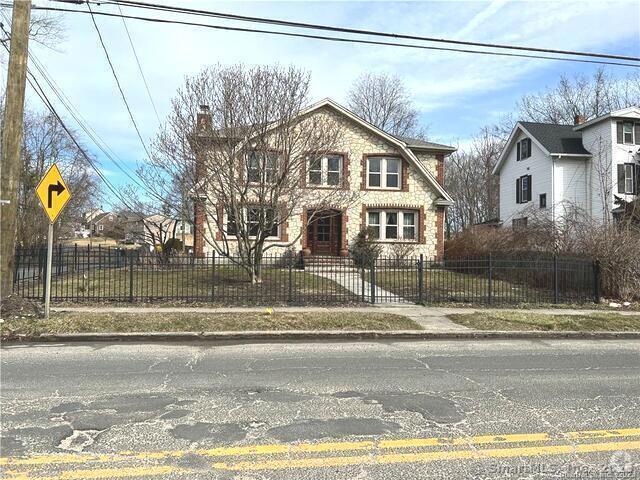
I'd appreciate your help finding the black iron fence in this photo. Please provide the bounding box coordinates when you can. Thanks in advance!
[13,245,599,305]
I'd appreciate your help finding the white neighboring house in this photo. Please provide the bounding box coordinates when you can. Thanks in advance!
[493,107,640,227]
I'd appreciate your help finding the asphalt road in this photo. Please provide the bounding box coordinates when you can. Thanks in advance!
[1,339,639,479]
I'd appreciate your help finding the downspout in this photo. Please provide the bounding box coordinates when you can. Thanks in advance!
[551,156,556,223]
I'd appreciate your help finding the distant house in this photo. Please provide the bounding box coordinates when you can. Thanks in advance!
[142,214,193,248]
[89,212,121,238]
[493,106,640,227]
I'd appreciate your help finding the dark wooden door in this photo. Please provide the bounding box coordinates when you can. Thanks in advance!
[309,213,340,255]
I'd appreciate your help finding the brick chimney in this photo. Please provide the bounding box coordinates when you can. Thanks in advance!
[192,105,211,258]
[574,114,586,126]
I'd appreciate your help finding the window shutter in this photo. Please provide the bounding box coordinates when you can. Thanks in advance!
[516,142,521,161]
[516,178,521,203]
[635,165,640,195]
[635,123,640,145]
[617,122,624,144]
[526,138,532,157]
[527,175,532,201]
[617,164,626,193]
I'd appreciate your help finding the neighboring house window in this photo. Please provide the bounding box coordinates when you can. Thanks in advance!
[367,157,401,189]
[539,193,547,209]
[227,207,279,238]
[367,210,417,241]
[308,155,343,187]
[512,217,528,229]
[108,215,114,221]
[98,224,104,231]
[247,151,279,183]
[618,163,639,195]
[516,175,532,203]
[517,138,532,161]
[616,121,640,145]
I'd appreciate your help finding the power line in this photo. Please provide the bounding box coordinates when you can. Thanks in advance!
[116,2,161,125]
[0,11,168,206]
[74,0,640,63]
[86,1,153,161]
[15,4,640,68]
[0,25,147,213]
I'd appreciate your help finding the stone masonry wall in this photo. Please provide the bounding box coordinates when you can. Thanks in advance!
[200,106,444,260]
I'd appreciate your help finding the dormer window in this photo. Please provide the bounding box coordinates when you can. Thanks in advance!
[517,138,531,161]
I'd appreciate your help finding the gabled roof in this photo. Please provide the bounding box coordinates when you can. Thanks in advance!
[573,106,640,131]
[298,98,455,204]
[391,134,456,152]
[520,122,591,155]
[493,121,591,175]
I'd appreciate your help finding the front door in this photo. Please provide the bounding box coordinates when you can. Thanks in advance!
[308,211,340,255]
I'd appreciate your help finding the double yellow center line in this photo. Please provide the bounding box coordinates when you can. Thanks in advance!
[2,427,639,477]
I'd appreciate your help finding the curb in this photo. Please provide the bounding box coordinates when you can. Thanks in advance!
[3,330,640,344]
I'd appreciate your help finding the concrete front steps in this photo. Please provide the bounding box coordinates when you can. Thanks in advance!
[303,255,360,273]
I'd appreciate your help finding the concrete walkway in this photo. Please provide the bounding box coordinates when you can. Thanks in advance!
[312,270,404,303]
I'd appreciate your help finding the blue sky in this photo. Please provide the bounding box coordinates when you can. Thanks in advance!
[3,0,640,206]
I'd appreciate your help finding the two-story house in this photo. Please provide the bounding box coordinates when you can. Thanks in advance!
[493,106,640,227]
[191,99,456,259]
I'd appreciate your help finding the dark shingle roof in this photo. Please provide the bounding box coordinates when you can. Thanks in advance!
[520,122,591,155]
[391,134,456,151]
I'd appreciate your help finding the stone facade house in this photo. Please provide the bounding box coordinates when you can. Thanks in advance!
[192,99,455,260]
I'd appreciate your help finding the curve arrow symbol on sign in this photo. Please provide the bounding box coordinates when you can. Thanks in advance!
[47,181,66,208]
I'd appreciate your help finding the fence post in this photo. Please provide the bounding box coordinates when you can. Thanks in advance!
[13,247,20,288]
[129,249,135,303]
[73,243,78,273]
[593,260,600,304]
[417,254,424,305]
[40,247,46,302]
[361,266,365,303]
[487,252,493,305]
[370,259,376,304]
[553,254,559,304]
[210,251,216,302]
[287,256,293,303]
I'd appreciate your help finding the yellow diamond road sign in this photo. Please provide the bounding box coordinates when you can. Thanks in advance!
[36,163,71,224]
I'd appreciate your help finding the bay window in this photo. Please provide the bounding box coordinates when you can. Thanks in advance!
[367,157,401,189]
[367,209,418,241]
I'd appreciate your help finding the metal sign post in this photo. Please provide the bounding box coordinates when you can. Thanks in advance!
[44,223,54,319]
[35,164,71,319]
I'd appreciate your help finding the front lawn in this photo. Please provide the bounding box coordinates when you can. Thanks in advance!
[0,311,420,339]
[15,264,360,305]
[368,268,546,304]
[448,311,640,331]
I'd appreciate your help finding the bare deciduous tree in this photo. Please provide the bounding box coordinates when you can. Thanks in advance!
[518,68,640,125]
[146,64,359,283]
[445,127,503,234]
[17,109,99,246]
[347,73,426,138]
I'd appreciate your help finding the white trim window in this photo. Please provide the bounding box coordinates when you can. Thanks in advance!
[623,122,634,145]
[226,207,279,239]
[98,224,104,232]
[367,210,417,241]
[367,157,401,189]
[247,151,279,184]
[308,155,343,187]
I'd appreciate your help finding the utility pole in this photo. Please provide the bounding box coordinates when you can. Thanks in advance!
[1,0,32,298]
